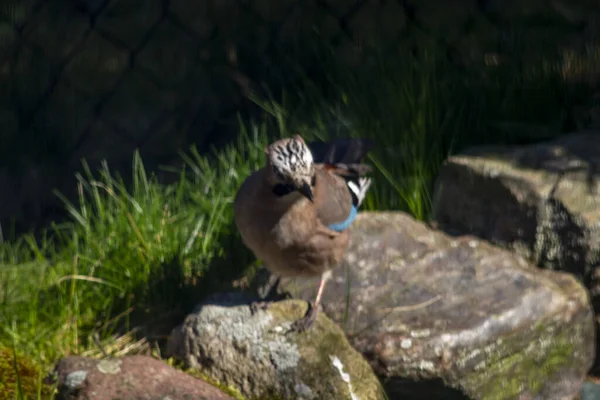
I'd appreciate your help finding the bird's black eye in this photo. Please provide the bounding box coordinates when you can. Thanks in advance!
[311,175,316,186]
[273,183,295,197]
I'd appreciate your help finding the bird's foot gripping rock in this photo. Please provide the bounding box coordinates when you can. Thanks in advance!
[288,301,318,333]
[249,292,292,315]
[249,300,270,315]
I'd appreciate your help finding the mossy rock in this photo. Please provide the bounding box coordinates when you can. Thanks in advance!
[166,292,386,400]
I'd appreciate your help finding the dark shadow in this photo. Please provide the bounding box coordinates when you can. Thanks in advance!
[383,377,472,400]
[433,161,539,248]
[188,291,260,310]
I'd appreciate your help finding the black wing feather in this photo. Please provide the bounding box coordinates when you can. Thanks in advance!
[307,138,375,165]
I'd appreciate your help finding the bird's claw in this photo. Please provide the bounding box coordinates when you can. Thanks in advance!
[249,300,270,315]
[250,290,294,316]
[287,301,318,333]
[277,291,293,301]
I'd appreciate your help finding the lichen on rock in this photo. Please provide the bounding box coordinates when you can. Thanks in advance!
[166,292,385,400]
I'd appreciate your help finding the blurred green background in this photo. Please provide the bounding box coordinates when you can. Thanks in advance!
[1,0,600,232]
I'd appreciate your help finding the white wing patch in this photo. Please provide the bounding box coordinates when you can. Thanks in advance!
[347,177,371,207]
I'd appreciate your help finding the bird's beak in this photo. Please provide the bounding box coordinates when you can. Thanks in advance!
[297,182,314,202]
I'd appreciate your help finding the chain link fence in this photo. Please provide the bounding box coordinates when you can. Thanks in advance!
[1,0,599,230]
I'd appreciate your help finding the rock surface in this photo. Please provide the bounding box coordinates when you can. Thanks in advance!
[431,132,600,313]
[581,381,600,400]
[166,292,385,400]
[275,212,595,400]
[51,355,234,400]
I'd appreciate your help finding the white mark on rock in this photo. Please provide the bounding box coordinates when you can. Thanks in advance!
[65,370,87,388]
[97,359,122,374]
[331,356,351,383]
[400,338,412,349]
[410,329,431,338]
[330,356,359,400]
[294,382,315,399]
[418,360,435,373]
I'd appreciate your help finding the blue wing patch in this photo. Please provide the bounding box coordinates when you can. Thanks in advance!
[327,205,358,232]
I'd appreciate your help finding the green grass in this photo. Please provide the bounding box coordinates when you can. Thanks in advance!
[0,36,598,399]
[0,122,271,398]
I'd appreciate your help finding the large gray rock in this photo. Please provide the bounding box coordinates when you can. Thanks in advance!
[166,292,385,400]
[51,355,234,400]
[432,131,600,270]
[431,132,600,337]
[276,212,595,400]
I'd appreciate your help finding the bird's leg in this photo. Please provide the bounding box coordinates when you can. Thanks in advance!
[249,300,269,315]
[250,276,291,315]
[263,276,291,301]
[289,270,332,333]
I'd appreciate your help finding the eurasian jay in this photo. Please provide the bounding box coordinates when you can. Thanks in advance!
[234,134,373,331]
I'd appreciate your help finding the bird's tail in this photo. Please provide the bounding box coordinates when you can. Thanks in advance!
[307,137,374,166]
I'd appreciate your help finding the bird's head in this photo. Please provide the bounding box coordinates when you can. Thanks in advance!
[266,134,315,202]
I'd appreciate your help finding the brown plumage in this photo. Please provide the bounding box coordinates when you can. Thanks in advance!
[234,134,373,331]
